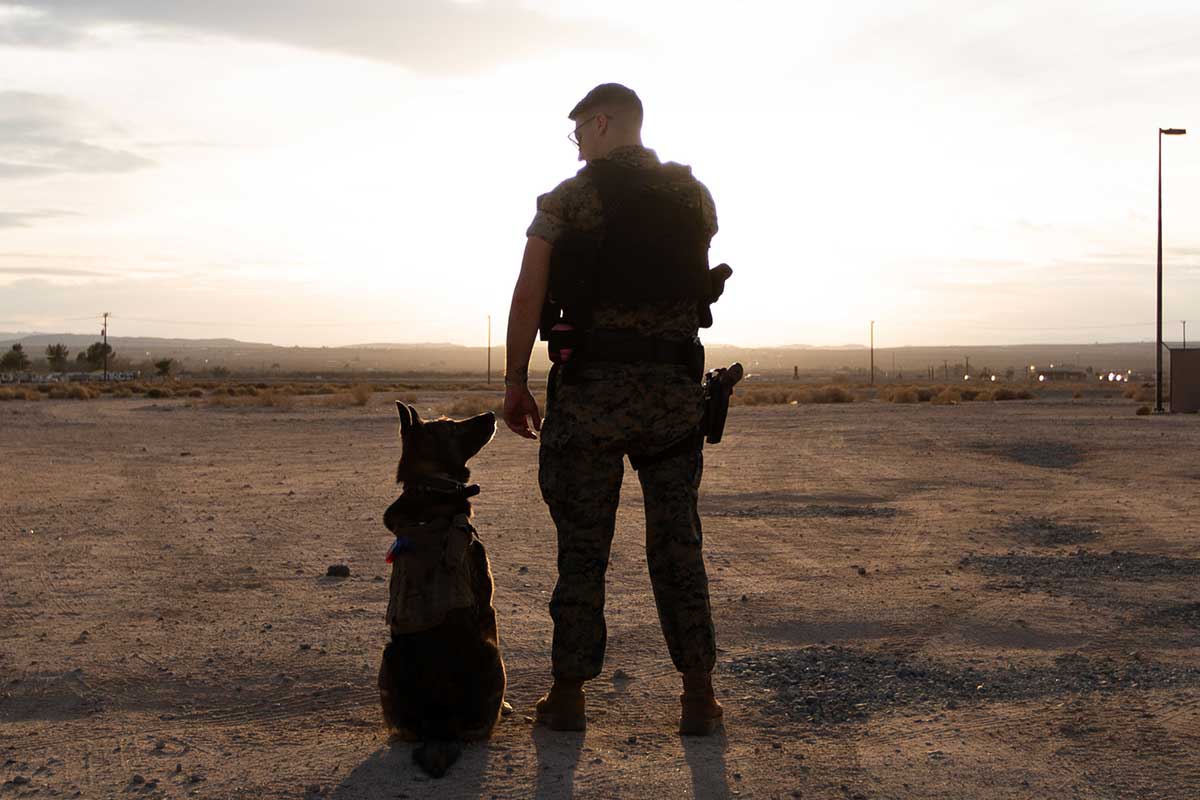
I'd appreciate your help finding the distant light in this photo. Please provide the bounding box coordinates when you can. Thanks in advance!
[1038,375,1045,382]
[1108,372,1115,381]
[990,375,996,382]
[1050,363,1054,368]
[963,375,970,380]
[1030,365,1036,370]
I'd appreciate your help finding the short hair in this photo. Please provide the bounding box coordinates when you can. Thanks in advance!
[568,83,643,127]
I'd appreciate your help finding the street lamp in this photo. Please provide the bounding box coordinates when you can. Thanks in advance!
[1157,127,1186,413]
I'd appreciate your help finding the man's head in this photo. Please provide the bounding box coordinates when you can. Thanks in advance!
[568,83,643,162]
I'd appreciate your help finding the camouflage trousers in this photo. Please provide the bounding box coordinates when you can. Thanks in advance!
[538,362,717,680]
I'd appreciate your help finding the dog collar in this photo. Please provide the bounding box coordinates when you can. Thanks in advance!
[406,476,480,500]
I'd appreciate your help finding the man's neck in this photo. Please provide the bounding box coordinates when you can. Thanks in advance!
[596,138,643,159]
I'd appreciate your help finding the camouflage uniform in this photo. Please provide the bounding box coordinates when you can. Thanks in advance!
[527,145,719,681]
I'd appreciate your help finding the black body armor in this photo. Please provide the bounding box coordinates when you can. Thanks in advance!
[541,159,716,338]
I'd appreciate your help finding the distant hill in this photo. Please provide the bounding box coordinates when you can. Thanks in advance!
[0,332,1164,379]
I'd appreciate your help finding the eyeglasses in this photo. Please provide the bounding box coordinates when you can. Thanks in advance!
[567,113,610,147]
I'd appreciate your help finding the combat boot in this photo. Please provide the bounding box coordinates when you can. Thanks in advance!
[679,670,723,736]
[535,678,586,731]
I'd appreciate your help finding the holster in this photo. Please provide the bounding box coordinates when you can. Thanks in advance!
[700,363,744,445]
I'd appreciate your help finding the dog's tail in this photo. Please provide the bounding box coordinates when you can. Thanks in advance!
[412,739,462,778]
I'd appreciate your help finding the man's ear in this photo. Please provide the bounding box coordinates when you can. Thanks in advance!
[397,401,412,435]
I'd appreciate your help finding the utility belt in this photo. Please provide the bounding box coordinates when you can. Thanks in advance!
[547,326,705,382]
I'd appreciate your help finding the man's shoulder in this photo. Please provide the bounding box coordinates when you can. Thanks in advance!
[538,167,595,206]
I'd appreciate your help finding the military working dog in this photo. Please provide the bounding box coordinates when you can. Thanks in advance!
[378,402,506,778]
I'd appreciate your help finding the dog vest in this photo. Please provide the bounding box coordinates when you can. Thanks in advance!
[386,513,477,635]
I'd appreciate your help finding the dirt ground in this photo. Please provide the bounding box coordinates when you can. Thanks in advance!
[3,391,1199,799]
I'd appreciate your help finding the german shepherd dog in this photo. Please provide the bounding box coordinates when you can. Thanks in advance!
[379,402,505,778]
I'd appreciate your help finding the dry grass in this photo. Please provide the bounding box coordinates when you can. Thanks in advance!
[1136,405,1152,416]
[203,388,295,409]
[349,383,372,406]
[734,384,854,406]
[445,394,504,417]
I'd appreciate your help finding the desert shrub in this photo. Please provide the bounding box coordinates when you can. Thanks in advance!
[812,386,853,404]
[446,394,503,417]
[188,388,204,398]
[1123,386,1138,399]
[20,388,41,401]
[67,385,95,400]
[736,388,793,406]
[146,387,172,399]
[258,389,295,409]
[255,382,269,389]
[993,388,1016,401]
[234,385,257,397]
[1136,405,1151,416]
[0,388,13,401]
[36,384,51,394]
[350,383,372,406]
[129,383,147,394]
[931,387,960,405]
[915,387,938,402]
[114,387,132,398]
[974,390,993,402]
[960,388,980,401]
[318,384,339,395]
[48,386,67,399]
[889,387,918,404]
[1016,390,1034,400]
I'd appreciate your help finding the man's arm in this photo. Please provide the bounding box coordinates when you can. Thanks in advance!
[502,236,552,439]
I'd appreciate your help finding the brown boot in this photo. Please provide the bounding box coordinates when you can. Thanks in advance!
[535,678,586,731]
[679,670,724,736]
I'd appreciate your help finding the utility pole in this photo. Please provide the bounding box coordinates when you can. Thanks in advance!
[487,315,492,384]
[964,355,970,378]
[869,321,874,386]
[102,312,110,382]
[1183,320,1188,350]
[943,360,948,381]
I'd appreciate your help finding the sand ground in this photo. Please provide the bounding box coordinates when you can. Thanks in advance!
[2,392,1199,799]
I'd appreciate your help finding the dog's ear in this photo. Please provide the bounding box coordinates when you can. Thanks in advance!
[397,401,412,435]
[407,404,423,426]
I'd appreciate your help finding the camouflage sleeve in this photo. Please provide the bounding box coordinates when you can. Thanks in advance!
[526,172,602,244]
[525,177,573,245]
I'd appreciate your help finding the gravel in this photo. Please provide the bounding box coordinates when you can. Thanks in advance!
[705,503,900,519]
[999,516,1100,547]
[975,440,1084,469]
[728,645,1200,725]
[1144,602,1200,629]
[961,549,1200,586]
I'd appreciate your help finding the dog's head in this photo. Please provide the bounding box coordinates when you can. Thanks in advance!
[395,401,496,484]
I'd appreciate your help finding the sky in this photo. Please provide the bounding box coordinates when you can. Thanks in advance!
[1,0,1198,348]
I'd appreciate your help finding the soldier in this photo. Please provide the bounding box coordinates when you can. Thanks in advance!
[502,83,724,736]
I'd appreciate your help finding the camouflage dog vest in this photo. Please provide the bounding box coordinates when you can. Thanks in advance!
[386,513,477,635]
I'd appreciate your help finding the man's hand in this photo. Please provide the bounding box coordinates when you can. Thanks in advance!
[503,383,542,440]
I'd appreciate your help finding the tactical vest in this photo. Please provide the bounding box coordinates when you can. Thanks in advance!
[386,513,477,635]
[543,159,714,336]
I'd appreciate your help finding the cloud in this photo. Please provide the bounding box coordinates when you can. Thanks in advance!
[0,208,76,228]
[0,91,155,179]
[0,265,104,276]
[5,1,641,75]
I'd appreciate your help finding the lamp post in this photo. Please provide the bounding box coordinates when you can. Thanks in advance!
[1157,127,1186,413]
[869,320,874,386]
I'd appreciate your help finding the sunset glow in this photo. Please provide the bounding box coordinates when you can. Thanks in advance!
[1,2,1197,347]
